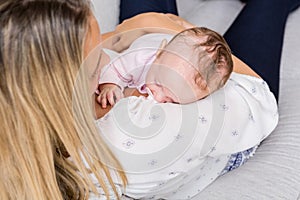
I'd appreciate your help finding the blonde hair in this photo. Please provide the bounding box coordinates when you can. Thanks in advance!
[0,0,126,199]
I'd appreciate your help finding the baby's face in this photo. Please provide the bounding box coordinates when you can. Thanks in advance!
[146,51,210,104]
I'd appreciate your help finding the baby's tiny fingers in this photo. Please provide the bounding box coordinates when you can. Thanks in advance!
[97,93,106,104]
[107,91,116,106]
[96,94,102,104]
[101,95,108,108]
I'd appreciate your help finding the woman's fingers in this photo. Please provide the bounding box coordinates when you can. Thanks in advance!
[107,91,116,106]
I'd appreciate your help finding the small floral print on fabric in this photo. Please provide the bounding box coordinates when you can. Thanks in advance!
[122,139,135,149]
[220,104,229,111]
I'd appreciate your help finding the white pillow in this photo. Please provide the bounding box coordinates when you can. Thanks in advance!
[177,0,244,35]
[91,0,120,33]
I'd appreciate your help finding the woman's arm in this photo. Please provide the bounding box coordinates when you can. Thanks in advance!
[101,13,185,52]
[102,12,260,78]
[232,55,261,78]
[107,12,187,36]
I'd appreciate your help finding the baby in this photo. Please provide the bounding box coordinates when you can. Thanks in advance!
[97,27,233,107]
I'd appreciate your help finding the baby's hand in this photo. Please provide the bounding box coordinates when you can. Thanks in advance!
[97,83,124,108]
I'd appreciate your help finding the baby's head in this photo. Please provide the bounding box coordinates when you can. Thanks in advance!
[146,27,233,104]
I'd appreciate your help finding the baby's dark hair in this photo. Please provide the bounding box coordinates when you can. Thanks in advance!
[167,27,233,94]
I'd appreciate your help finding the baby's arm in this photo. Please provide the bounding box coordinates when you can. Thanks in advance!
[97,49,128,108]
[97,46,152,107]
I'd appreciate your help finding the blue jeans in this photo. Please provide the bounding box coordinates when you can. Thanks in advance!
[119,0,178,23]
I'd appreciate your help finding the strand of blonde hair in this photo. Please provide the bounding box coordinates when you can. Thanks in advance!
[0,1,127,199]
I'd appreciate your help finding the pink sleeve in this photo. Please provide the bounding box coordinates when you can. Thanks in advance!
[99,48,156,91]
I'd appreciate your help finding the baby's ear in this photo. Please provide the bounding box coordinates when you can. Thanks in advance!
[216,56,229,77]
[155,39,168,57]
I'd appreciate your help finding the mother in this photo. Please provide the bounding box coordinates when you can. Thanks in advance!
[0,1,126,199]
